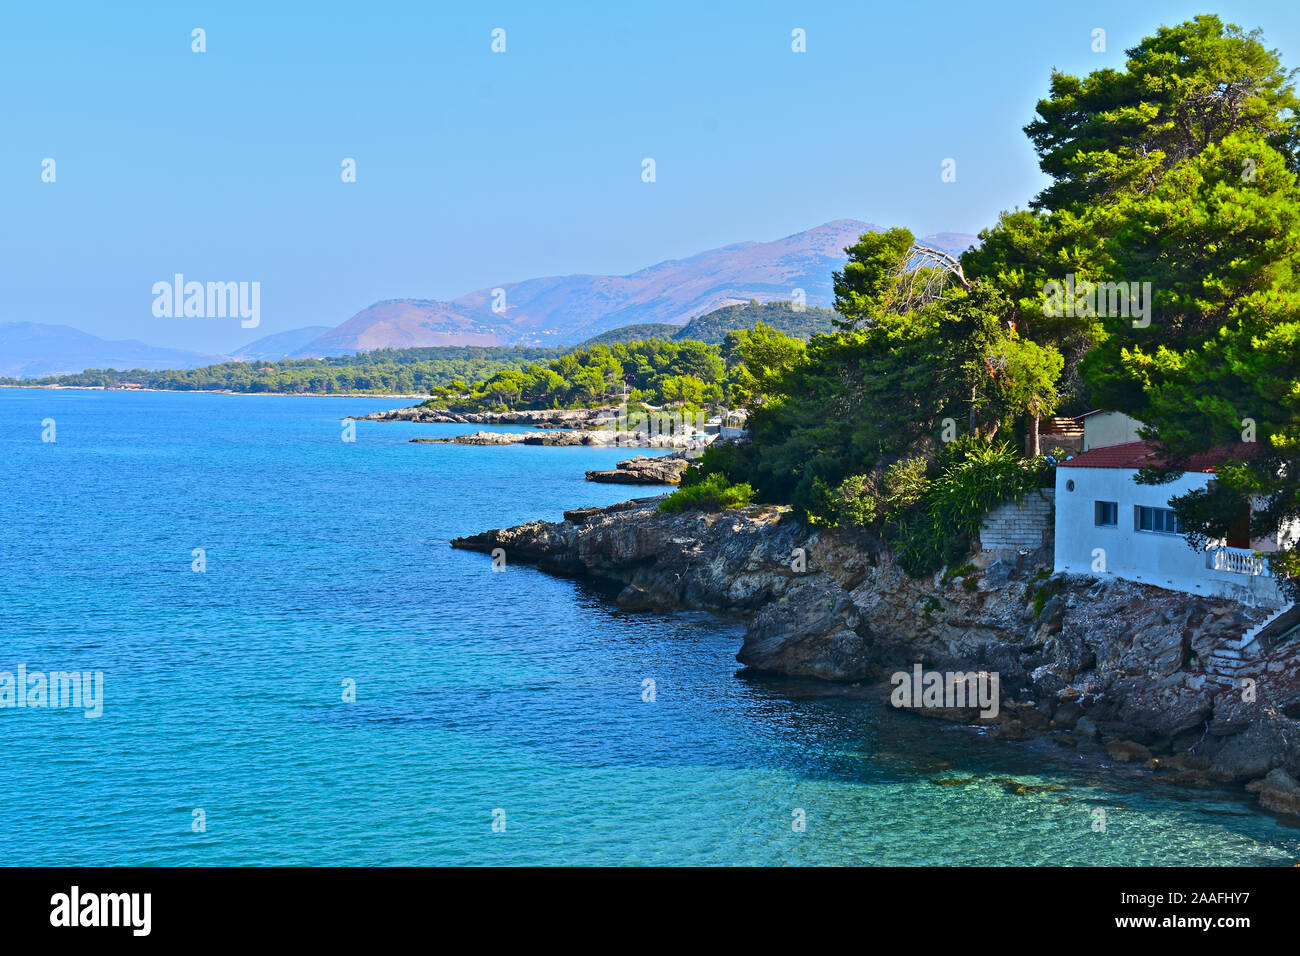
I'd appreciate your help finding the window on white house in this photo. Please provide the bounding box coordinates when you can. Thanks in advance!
[1136,505,1181,535]
[1094,501,1118,527]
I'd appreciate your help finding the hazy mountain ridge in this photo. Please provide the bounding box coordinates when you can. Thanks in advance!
[0,323,225,379]
[232,326,333,362]
[4,221,977,377]
[293,221,977,355]
[0,323,342,379]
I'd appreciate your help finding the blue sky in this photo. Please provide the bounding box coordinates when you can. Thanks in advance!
[4,1,1299,352]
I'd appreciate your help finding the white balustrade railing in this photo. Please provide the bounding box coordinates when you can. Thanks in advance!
[1206,546,1271,577]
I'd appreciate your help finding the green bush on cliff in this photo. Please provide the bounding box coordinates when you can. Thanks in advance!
[887,508,970,578]
[659,472,755,513]
[887,442,1047,577]
[928,440,1045,538]
[878,458,930,512]
[823,474,877,527]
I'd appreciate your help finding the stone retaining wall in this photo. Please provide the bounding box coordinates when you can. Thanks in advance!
[981,488,1055,552]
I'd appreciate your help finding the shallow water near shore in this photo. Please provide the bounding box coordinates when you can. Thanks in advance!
[2,389,1298,865]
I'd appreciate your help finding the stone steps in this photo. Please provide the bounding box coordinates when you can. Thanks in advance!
[1234,602,1297,651]
[1203,602,1295,688]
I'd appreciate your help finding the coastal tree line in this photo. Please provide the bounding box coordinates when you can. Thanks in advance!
[1,346,569,394]
[672,15,1300,596]
[3,302,829,401]
[418,327,804,412]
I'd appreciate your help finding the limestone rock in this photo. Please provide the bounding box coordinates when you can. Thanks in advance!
[356,406,616,427]
[451,498,1295,782]
[586,454,689,485]
[1257,768,1300,816]
[1104,739,1154,763]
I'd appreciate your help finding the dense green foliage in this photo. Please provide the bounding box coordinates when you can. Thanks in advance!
[416,320,811,412]
[422,339,729,410]
[687,15,1300,592]
[927,442,1045,539]
[575,324,682,348]
[988,14,1300,597]
[673,301,839,343]
[2,346,565,394]
[720,322,808,407]
[575,301,838,348]
[658,472,755,513]
[695,271,1060,521]
[887,443,1048,577]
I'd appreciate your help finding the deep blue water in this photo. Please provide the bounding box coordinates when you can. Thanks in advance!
[1,388,1298,865]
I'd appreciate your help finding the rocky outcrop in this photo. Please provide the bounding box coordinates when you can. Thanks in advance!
[453,502,811,611]
[413,430,702,448]
[585,452,691,484]
[563,497,667,524]
[354,406,616,427]
[1256,768,1300,815]
[451,500,1300,815]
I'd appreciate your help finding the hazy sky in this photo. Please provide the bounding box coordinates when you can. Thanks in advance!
[4,1,1298,352]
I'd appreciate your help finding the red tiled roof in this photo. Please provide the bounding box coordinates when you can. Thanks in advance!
[1058,440,1259,472]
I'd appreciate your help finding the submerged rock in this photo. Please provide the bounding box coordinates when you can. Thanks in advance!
[1104,739,1154,763]
[1257,768,1300,816]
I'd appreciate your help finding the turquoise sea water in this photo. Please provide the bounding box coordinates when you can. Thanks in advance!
[1,388,1298,866]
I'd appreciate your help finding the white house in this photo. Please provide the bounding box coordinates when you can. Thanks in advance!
[708,408,749,442]
[1077,409,1144,451]
[1053,439,1294,608]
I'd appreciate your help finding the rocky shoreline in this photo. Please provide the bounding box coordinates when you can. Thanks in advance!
[357,404,708,451]
[451,499,1300,818]
[584,449,693,484]
[411,430,702,449]
[355,406,615,427]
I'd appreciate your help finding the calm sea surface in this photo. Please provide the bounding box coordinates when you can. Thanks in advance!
[1,389,1297,865]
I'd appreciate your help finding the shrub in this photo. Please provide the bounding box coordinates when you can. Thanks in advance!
[929,442,1045,539]
[690,440,754,487]
[888,508,967,577]
[942,562,978,584]
[890,441,1047,578]
[791,454,844,522]
[811,457,931,529]
[879,457,930,512]
[1271,551,1300,603]
[825,474,878,528]
[659,473,755,513]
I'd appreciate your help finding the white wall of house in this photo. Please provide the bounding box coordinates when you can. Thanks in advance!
[1053,466,1285,607]
[1252,502,1300,554]
[1081,411,1144,451]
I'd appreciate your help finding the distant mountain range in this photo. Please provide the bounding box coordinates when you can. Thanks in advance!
[0,323,222,380]
[295,219,973,356]
[2,221,977,378]
[0,323,334,379]
[232,326,333,362]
